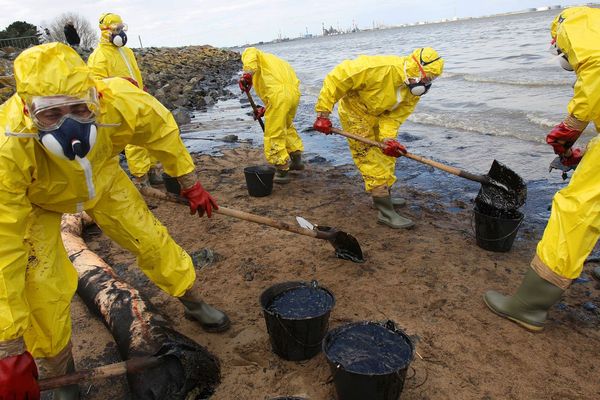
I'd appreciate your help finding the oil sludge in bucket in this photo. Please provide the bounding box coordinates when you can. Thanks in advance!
[473,203,524,253]
[323,320,415,400]
[260,281,335,361]
[244,165,276,197]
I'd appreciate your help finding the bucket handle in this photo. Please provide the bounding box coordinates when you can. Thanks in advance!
[470,213,524,242]
[273,315,327,348]
[254,171,269,189]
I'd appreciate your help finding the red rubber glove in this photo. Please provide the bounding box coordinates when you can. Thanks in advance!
[546,122,582,155]
[120,76,140,88]
[313,116,332,134]
[239,72,253,92]
[560,147,583,167]
[180,181,218,218]
[254,106,265,120]
[0,352,40,400]
[382,139,407,157]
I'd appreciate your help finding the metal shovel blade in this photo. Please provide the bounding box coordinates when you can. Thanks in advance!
[476,160,527,211]
[316,225,364,263]
[297,217,365,263]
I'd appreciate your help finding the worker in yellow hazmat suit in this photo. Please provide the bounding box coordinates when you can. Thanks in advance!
[87,12,162,186]
[239,47,304,184]
[0,43,230,400]
[313,48,444,229]
[485,6,600,331]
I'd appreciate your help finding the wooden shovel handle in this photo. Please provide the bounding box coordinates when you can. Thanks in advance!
[330,127,489,185]
[244,88,265,132]
[140,188,322,240]
[39,356,162,391]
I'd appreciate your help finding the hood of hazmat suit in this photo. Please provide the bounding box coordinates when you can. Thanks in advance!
[550,6,600,131]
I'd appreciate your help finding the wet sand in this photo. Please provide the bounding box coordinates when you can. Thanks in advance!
[67,146,600,399]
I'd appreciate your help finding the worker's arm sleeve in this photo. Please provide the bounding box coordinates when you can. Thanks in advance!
[568,62,600,125]
[378,101,418,139]
[315,61,373,113]
[128,51,144,89]
[0,159,33,345]
[87,52,110,80]
[124,91,196,178]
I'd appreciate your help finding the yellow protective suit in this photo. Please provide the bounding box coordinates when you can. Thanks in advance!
[315,48,444,191]
[0,43,196,358]
[535,7,600,283]
[88,12,157,178]
[241,47,303,168]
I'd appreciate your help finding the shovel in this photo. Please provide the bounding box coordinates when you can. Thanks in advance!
[241,82,265,132]
[181,134,253,144]
[140,187,364,263]
[330,127,527,211]
[39,356,162,391]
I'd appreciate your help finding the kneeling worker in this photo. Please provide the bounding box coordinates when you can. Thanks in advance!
[0,43,230,400]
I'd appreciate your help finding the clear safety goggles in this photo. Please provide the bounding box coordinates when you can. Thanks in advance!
[29,89,99,131]
[107,23,128,33]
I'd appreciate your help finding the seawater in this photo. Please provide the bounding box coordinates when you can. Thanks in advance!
[183,10,590,234]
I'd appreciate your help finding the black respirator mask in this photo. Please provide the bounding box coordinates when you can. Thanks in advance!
[30,96,99,160]
[549,39,573,71]
[111,31,127,47]
[407,81,432,96]
[39,119,97,160]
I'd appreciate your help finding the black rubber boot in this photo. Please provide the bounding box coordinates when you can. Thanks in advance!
[289,151,305,171]
[179,293,231,333]
[372,195,414,229]
[148,166,164,185]
[273,169,292,184]
[484,268,565,332]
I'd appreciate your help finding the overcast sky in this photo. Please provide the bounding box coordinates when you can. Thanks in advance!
[1,0,591,47]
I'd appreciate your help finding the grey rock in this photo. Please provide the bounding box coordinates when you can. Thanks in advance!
[172,108,191,125]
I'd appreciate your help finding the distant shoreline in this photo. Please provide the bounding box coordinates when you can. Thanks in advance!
[237,3,600,48]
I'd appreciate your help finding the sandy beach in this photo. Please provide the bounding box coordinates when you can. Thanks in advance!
[66,145,600,399]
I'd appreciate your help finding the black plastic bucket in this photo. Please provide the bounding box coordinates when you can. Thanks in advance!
[323,320,414,400]
[244,165,275,197]
[260,281,335,361]
[162,173,181,195]
[473,206,524,253]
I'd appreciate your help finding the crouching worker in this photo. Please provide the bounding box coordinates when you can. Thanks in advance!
[0,43,229,400]
[239,47,305,184]
[313,48,444,229]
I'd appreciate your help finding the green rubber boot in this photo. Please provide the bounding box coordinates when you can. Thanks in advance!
[371,197,406,209]
[53,356,79,400]
[592,266,600,281]
[289,151,305,171]
[484,268,564,332]
[37,344,79,400]
[273,169,292,184]
[372,195,414,229]
[179,286,231,333]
